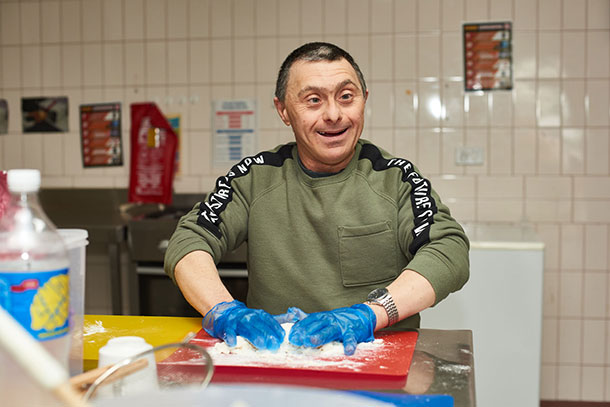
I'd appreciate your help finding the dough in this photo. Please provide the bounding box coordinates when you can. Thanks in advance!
[206,323,383,369]
[214,323,345,357]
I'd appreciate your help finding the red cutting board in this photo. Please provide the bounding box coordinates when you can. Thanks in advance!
[157,329,418,390]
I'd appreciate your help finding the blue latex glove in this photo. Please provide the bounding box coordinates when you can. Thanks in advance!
[203,300,285,351]
[288,304,377,356]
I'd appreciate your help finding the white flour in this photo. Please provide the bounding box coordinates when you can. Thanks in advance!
[203,323,384,370]
[83,319,107,336]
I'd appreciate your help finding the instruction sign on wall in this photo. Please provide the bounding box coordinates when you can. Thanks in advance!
[212,99,257,169]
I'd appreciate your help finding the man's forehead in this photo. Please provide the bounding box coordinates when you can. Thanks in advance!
[287,59,360,91]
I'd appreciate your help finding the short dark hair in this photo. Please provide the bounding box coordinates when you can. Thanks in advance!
[274,42,367,102]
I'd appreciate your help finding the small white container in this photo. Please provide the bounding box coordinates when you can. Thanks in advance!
[58,228,88,376]
[97,336,159,397]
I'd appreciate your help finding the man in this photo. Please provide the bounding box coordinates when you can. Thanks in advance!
[164,42,469,355]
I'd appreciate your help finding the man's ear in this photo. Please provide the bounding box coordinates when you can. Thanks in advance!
[363,89,369,103]
[273,97,291,126]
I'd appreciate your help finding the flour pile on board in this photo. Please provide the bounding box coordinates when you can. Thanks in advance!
[83,319,107,336]
[205,323,384,369]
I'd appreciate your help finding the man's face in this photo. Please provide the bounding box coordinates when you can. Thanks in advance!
[274,58,368,173]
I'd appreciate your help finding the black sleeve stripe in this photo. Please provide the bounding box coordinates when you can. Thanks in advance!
[359,144,437,255]
[196,144,293,238]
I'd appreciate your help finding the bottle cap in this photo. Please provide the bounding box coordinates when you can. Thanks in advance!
[7,169,41,193]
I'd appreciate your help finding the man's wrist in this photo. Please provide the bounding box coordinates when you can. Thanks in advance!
[366,287,400,327]
[365,302,389,330]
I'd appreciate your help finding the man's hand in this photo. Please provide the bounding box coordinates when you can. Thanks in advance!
[203,300,285,351]
[287,304,377,356]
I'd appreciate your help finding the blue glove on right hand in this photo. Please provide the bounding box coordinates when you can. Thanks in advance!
[203,300,285,351]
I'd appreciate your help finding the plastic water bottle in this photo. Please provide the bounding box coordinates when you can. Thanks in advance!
[0,169,70,406]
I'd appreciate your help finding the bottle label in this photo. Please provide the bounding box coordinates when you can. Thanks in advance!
[0,268,69,341]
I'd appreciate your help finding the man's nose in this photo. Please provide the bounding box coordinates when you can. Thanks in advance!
[323,100,342,122]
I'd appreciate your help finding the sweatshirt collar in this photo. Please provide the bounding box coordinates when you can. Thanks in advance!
[293,141,363,186]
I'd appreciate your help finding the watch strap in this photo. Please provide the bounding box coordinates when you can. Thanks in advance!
[368,292,399,326]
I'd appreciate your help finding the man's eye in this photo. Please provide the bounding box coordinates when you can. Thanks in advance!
[340,93,353,101]
[308,97,321,104]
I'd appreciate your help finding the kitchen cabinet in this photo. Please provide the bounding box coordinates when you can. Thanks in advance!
[420,223,544,407]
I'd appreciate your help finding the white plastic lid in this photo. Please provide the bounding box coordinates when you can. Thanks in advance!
[58,229,89,249]
[98,336,154,366]
[7,169,41,193]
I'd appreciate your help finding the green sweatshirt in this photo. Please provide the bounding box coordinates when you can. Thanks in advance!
[164,139,469,329]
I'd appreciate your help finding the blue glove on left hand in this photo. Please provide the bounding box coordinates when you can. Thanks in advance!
[288,304,377,356]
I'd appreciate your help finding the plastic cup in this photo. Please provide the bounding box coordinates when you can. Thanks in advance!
[58,228,88,376]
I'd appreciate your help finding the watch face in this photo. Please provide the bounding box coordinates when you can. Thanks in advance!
[368,287,389,301]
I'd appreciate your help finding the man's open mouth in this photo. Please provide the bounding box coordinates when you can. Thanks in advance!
[317,128,348,137]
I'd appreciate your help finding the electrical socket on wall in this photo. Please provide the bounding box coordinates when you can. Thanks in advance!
[455,146,484,166]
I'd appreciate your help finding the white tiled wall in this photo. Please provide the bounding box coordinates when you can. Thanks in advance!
[1,0,609,401]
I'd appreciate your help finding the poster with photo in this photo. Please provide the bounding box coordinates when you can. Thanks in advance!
[0,99,7,134]
[463,22,512,92]
[80,103,123,167]
[21,96,69,132]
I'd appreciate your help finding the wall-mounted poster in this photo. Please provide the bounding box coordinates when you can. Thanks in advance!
[212,99,257,169]
[21,96,69,132]
[165,114,181,175]
[463,22,512,92]
[80,103,123,167]
[0,100,7,134]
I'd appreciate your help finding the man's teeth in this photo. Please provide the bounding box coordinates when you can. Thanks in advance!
[318,129,346,136]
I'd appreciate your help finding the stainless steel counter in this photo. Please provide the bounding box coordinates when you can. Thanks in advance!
[404,329,475,406]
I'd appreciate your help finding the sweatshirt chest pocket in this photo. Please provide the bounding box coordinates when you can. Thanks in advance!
[338,221,398,287]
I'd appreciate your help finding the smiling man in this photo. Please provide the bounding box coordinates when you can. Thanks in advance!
[274,57,366,173]
[164,42,470,355]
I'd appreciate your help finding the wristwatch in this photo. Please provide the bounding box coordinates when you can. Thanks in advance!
[366,288,399,326]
